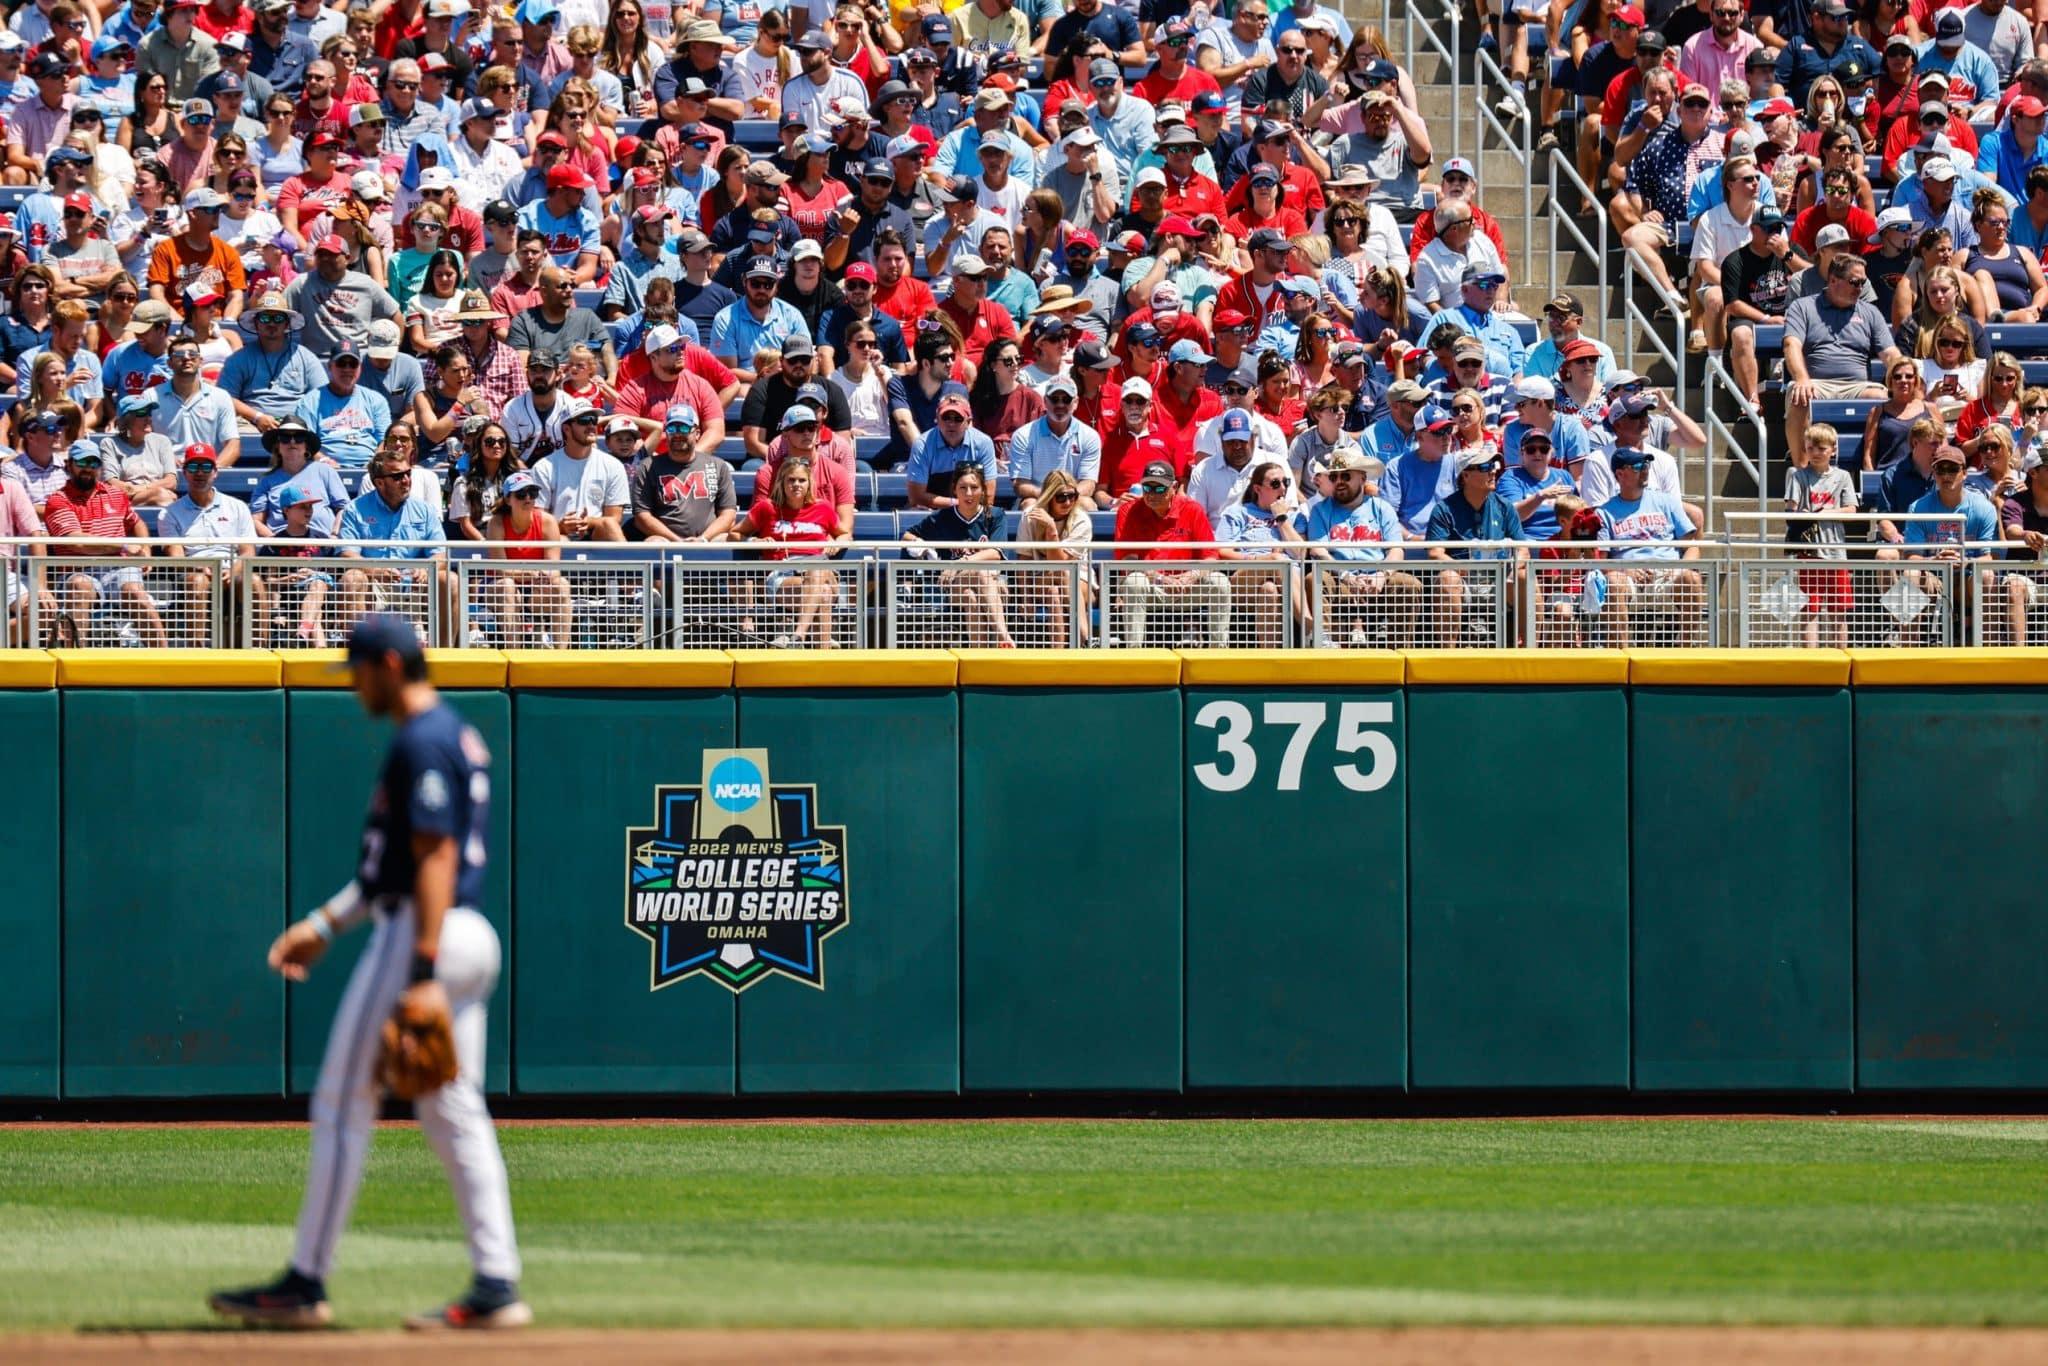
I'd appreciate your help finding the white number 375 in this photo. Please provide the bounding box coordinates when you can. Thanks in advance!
[1191,700,1397,794]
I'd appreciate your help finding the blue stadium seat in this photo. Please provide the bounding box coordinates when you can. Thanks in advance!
[853,511,896,539]
[134,504,160,533]
[214,468,265,500]
[734,119,780,151]
[852,435,889,462]
[875,471,908,508]
[714,436,747,462]
[1861,469,1882,500]
[1510,319,1537,346]
[1986,322,2048,352]
[1752,324,1784,356]
[1089,510,1116,539]
[1811,397,1882,428]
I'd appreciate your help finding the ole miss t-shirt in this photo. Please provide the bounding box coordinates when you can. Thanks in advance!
[745,497,839,557]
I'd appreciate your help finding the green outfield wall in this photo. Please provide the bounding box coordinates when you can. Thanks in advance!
[4,646,2044,1102]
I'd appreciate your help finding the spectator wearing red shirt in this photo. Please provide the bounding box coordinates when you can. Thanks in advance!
[1881,76,1981,179]
[1109,319,1167,395]
[872,233,936,326]
[1112,455,1229,644]
[41,443,167,648]
[1792,169,1880,257]
[1404,156,1508,262]
[196,0,257,43]
[1151,339,1226,471]
[1602,37,1678,143]
[1213,225,1293,329]
[1154,128,1227,220]
[1132,22,1223,111]
[1100,380,1184,496]
[934,254,1017,366]
[614,325,730,446]
[1219,121,1325,220]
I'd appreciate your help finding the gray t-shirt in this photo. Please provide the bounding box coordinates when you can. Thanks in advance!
[1342,128,1423,219]
[1786,463,1858,558]
[98,431,177,484]
[283,268,402,360]
[359,352,426,424]
[505,305,611,362]
[1784,294,1895,382]
[631,450,739,539]
[45,237,120,291]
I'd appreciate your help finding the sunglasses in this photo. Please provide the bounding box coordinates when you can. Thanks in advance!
[1934,462,1965,473]
[185,460,217,473]
[510,488,539,499]
[1051,490,1078,503]
[938,413,967,423]
[1047,391,1075,402]
[1139,482,1170,493]
[1262,478,1288,489]
[1938,338,1966,347]
[1455,360,1484,370]
[375,470,413,482]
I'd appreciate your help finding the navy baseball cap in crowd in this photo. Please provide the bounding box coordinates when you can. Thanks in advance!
[339,614,426,668]
[1219,410,1253,442]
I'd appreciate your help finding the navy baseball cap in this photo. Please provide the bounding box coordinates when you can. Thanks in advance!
[1610,446,1653,468]
[338,613,425,668]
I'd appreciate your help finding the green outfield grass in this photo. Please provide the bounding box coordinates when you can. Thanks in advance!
[0,1119,2044,1330]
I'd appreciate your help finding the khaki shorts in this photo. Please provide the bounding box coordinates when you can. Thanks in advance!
[1804,378,1876,401]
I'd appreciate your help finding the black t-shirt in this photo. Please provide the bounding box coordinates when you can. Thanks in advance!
[740,370,854,436]
[1867,246,1913,321]
[2004,493,2048,559]
[1577,41,1633,102]
[1661,3,1714,49]
[1243,66,1328,123]
[1718,243,1794,320]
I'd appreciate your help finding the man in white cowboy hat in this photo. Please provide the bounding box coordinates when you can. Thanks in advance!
[218,287,326,437]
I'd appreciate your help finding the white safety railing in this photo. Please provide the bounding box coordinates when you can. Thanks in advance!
[1471,43,1534,290]
[1544,147,1609,335]
[1620,238,1689,421]
[9,535,2043,651]
[1402,0,1463,165]
[1700,352,1771,531]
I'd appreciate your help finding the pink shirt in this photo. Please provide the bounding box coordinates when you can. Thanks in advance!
[1677,27,1763,97]
[0,470,38,552]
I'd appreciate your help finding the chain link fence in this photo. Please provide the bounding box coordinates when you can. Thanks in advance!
[27,556,223,648]
[1101,560,1300,649]
[456,558,656,649]
[1737,560,1960,648]
[1307,559,1507,649]
[662,557,869,649]
[884,559,1086,649]
[1524,555,1720,649]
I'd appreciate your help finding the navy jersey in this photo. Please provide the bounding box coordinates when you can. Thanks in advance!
[358,703,491,909]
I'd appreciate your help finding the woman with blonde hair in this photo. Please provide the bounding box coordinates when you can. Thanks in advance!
[1354,263,1422,357]
[1901,262,1990,359]
[1018,467,1095,644]
[2018,384,2048,468]
[600,0,665,119]
[1896,233,1990,338]
[1920,318,1984,425]
[737,456,845,649]
[6,352,70,446]
[539,81,612,190]
[1955,350,2025,450]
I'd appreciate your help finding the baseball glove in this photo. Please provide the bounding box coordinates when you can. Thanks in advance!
[378,995,458,1101]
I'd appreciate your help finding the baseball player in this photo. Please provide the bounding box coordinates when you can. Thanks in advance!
[208,616,528,1332]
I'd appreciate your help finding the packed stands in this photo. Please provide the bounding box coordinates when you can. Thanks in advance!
[2,0,2043,652]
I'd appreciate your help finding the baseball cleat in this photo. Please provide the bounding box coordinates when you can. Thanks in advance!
[403,1278,532,1331]
[208,1269,333,1329]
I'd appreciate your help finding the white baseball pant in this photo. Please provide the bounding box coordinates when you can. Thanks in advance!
[290,902,521,1284]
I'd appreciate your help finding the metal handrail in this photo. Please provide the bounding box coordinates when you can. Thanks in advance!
[1544,147,1609,335]
[1470,44,1533,293]
[1401,0,1463,165]
[1620,240,1689,421]
[1699,352,1769,532]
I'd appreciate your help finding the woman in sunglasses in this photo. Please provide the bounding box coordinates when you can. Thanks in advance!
[1968,188,2048,324]
[451,422,521,542]
[1861,357,1932,473]
[1954,349,2026,453]
[483,469,575,647]
[737,455,845,649]
[1213,458,1305,648]
[1899,261,1990,363]
[1017,467,1095,645]
[1291,311,1341,393]
[966,338,1044,468]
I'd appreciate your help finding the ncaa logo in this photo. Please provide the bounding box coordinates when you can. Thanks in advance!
[709,755,764,813]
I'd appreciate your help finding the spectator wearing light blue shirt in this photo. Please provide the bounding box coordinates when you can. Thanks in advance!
[516,171,603,281]
[1904,451,2003,556]
[292,341,392,470]
[1918,22,2001,113]
[1361,379,1430,466]
[710,260,810,380]
[1086,61,1158,184]
[906,390,998,507]
[150,337,243,466]
[1378,404,1458,537]
[336,446,450,630]
[1448,271,1529,377]
[1008,374,1103,503]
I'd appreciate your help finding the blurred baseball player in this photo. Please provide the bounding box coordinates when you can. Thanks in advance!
[209,616,528,1331]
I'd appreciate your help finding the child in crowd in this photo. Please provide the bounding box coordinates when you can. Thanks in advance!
[1786,423,1858,648]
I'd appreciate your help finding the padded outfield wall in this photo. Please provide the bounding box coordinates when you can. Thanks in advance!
[3,647,2044,1102]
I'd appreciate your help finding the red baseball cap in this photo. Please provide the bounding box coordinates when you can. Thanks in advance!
[628,166,659,188]
[62,190,92,212]
[181,442,218,466]
[307,131,340,152]
[1214,307,1250,327]
[1613,3,1645,24]
[614,134,641,162]
[843,261,877,283]
[536,130,568,150]
[1157,214,1200,237]
[2014,95,2048,118]
[312,232,349,255]
[1756,96,1797,118]
[937,392,972,417]
[1067,229,1100,251]
[1561,337,1601,361]
[546,164,591,191]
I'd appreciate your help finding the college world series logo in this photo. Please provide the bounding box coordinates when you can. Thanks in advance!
[624,749,850,992]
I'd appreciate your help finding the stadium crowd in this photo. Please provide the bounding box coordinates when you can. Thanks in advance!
[0,0,2044,649]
